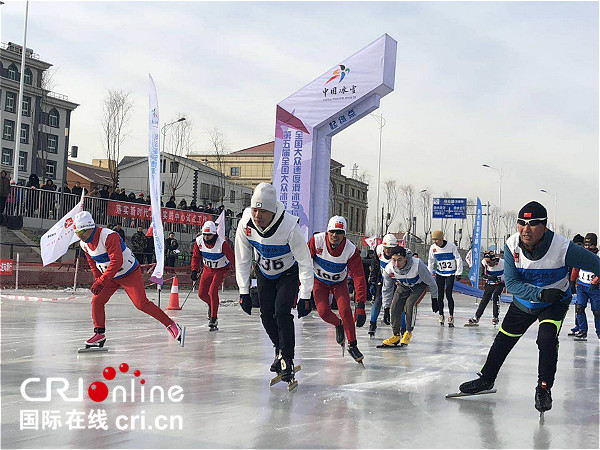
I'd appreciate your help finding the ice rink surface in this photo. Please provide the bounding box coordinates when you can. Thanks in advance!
[1,288,599,449]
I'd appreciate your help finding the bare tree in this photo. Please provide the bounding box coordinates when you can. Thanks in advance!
[489,206,502,250]
[357,170,371,185]
[501,211,518,244]
[419,188,432,244]
[165,114,194,197]
[558,225,572,239]
[383,179,399,233]
[207,127,229,205]
[439,191,452,238]
[463,197,478,248]
[399,184,416,238]
[101,90,133,188]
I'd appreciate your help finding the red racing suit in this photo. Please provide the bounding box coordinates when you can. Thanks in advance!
[191,235,235,318]
[308,233,367,343]
[81,226,174,330]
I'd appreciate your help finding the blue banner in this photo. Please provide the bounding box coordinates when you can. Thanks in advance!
[468,197,483,287]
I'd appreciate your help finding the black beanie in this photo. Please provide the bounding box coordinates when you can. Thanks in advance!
[392,245,407,257]
[573,234,585,245]
[584,233,597,246]
[518,201,547,223]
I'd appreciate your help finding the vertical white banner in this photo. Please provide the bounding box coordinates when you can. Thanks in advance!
[216,210,225,238]
[148,74,164,285]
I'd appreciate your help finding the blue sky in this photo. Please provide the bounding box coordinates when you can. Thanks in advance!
[2,1,598,235]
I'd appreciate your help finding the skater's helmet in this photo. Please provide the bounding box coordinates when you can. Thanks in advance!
[202,221,217,235]
[382,234,397,248]
[327,216,347,234]
[74,211,96,231]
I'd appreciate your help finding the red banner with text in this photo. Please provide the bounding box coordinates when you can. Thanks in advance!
[107,201,213,226]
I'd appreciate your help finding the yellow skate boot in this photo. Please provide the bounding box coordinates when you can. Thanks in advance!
[400,331,412,347]
[381,334,401,347]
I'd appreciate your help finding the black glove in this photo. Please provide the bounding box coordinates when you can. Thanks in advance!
[540,288,567,304]
[191,270,199,282]
[455,275,462,281]
[431,297,439,313]
[297,298,312,318]
[354,303,366,327]
[239,294,252,315]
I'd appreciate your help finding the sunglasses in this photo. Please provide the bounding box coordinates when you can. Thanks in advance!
[74,229,88,235]
[329,230,345,235]
[517,218,546,227]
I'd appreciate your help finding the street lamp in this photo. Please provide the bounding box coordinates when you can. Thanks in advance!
[370,113,386,237]
[482,164,504,211]
[161,117,186,154]
[540,189,557,229]
[13,0,30,183]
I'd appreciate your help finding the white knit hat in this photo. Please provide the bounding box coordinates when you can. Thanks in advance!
[327,216,347,233]
[202,221,217,235]
[74,211,95,231]
[251,183,277,213]
[382,234,397,248]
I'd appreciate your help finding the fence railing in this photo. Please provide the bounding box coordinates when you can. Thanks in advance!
[3,185,239,236]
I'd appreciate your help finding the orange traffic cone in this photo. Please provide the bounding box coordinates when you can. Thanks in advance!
[166,276,181,310]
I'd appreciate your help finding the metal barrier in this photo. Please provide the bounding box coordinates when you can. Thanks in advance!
[3,185,240,236]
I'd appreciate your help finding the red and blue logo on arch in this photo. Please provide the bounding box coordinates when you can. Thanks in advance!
[325,65,350,84]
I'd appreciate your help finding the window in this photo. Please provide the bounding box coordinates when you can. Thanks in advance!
[351,188,355,198]
[5,92,16,113]
[45,160,57,180]
[356,208,360,231]
[338,203,342,216]
[230,166,241,176]
[22,96,31,116]
[161,181,165,195]
[8,64,17,81]
[339,184,343,194]
[230,190,236,203]
[243,193,252,206]
[161,158,166,173]
[18,151,27,171]
[200,183,209,199]
[210,184,220,201]
[48,109,59,127]
[24,68,32,85]
[350,206,354,231]
[20,123,29,144]
[47,134,58,153]
[3,120,15,141]
[170,161,179,173]
[1,148,12,166]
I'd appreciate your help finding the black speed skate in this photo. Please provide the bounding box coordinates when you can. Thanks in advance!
[270,350,282,373]
[446,373,497,398]
[208,317,218,332]
[269,356,299,391]
[336,322,346,356]
[347,341,365,367]
[383,308,391,325]
[535,382,552,413]
[368,321,376,338]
